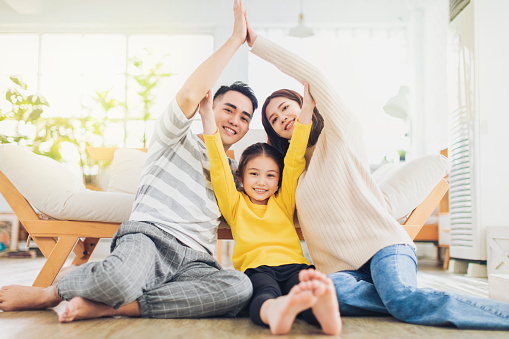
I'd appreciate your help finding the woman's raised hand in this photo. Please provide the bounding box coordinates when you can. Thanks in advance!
[232,0,247,45]
[299,83,315,125]
[245,10,258,47]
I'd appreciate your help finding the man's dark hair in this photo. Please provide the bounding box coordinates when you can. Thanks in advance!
[213,81,258,114]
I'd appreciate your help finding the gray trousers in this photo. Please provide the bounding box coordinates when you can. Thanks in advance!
[57,221,252,318]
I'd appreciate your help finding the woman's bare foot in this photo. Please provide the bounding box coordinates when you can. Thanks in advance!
[260,281,319,335]
[0,285,61,311]
[310,272,342,335]
[57,297,141,323]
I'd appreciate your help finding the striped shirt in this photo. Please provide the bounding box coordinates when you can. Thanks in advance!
[129,97,238,254]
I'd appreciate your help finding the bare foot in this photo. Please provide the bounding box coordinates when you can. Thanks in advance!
[260,281,319,335]
[298,268,317,283]
[310,272,342,335]
[0,285,61,311]
[58,297,115,323]
[57,297,141,323]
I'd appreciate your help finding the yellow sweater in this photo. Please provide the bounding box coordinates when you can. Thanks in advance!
[204,121,311,272]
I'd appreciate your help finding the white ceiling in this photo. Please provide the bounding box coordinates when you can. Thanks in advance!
[0,0,413,31]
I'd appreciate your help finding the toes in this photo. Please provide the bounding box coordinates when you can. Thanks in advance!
[300,268,317,281]
[298,269,311,282]
[313,281,326,296]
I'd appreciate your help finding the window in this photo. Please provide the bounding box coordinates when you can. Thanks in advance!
[1,32,213,151]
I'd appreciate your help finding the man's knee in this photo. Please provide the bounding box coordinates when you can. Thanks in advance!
[229,270,253,301]
[85,260,146,307]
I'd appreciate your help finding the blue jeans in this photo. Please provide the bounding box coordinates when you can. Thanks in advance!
[329,244,509,329]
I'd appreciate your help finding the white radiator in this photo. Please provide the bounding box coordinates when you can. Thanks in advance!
[448,106,483,259]
[447,0,509,262]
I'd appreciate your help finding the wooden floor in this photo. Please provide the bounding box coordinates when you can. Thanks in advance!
[0,253,508,338]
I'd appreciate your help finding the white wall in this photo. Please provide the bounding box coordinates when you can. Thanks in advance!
[419,0,450,154]
[477,0,509,226]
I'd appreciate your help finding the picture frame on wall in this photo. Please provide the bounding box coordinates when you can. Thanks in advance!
[0,213,19,252]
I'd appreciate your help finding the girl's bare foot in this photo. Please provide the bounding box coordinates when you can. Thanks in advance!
[310,273,342,335]
[57,297,141,323]
[0,285,61,311]
[260,281,319,335]
[299,267,319,283]
[58,297,111,323]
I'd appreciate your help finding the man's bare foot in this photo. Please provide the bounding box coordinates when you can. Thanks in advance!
[0,285,61,311]
[57,297,141,323]
[309,272,342,335]
[260,281,319,335]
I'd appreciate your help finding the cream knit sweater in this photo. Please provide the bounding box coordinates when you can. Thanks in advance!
[251,36,413,275]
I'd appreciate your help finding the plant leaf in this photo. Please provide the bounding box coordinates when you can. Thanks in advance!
[10,76,27,90]
[28,108,44,121]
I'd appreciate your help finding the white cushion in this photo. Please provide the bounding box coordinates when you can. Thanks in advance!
[107,148,147,194]
[63,190,134,222]
[0,144,134,223]
[372,154,451,220]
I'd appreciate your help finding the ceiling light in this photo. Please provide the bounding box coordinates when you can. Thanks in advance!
[289,0,314,38]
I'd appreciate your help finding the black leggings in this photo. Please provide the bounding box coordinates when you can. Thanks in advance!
[244,264,319,327]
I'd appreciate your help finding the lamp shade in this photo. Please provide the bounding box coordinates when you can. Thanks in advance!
[289,14,315,38]
[383,86,410,120]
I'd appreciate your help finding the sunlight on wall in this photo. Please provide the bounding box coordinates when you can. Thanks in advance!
[248,27,410,163]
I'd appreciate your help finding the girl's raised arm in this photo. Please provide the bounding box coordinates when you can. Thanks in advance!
[199,90,217,136]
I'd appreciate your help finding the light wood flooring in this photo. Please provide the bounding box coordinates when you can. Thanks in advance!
[0,250,508,338]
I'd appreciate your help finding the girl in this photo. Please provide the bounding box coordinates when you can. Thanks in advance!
[199,85,341,335]
[245,15,509,330]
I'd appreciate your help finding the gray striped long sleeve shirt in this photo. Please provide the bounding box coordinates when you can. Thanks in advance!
[129,97,237,255]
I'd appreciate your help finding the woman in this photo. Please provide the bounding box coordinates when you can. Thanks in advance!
[245,15,509,329]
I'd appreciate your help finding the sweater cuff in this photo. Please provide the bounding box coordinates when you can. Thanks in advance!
[203,128,222,148]
[295,119,312,132]
[250,35,273,58]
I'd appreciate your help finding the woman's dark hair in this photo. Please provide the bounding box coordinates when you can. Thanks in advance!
[237,142,285,190]
[214,81,258,114]
[261,89,324,155]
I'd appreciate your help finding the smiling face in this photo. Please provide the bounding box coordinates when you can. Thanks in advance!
[213,90,253,149]
[240,155,280,205]
[264,96,302,140]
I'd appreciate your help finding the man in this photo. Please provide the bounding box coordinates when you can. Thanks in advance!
[0,0,255,322]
